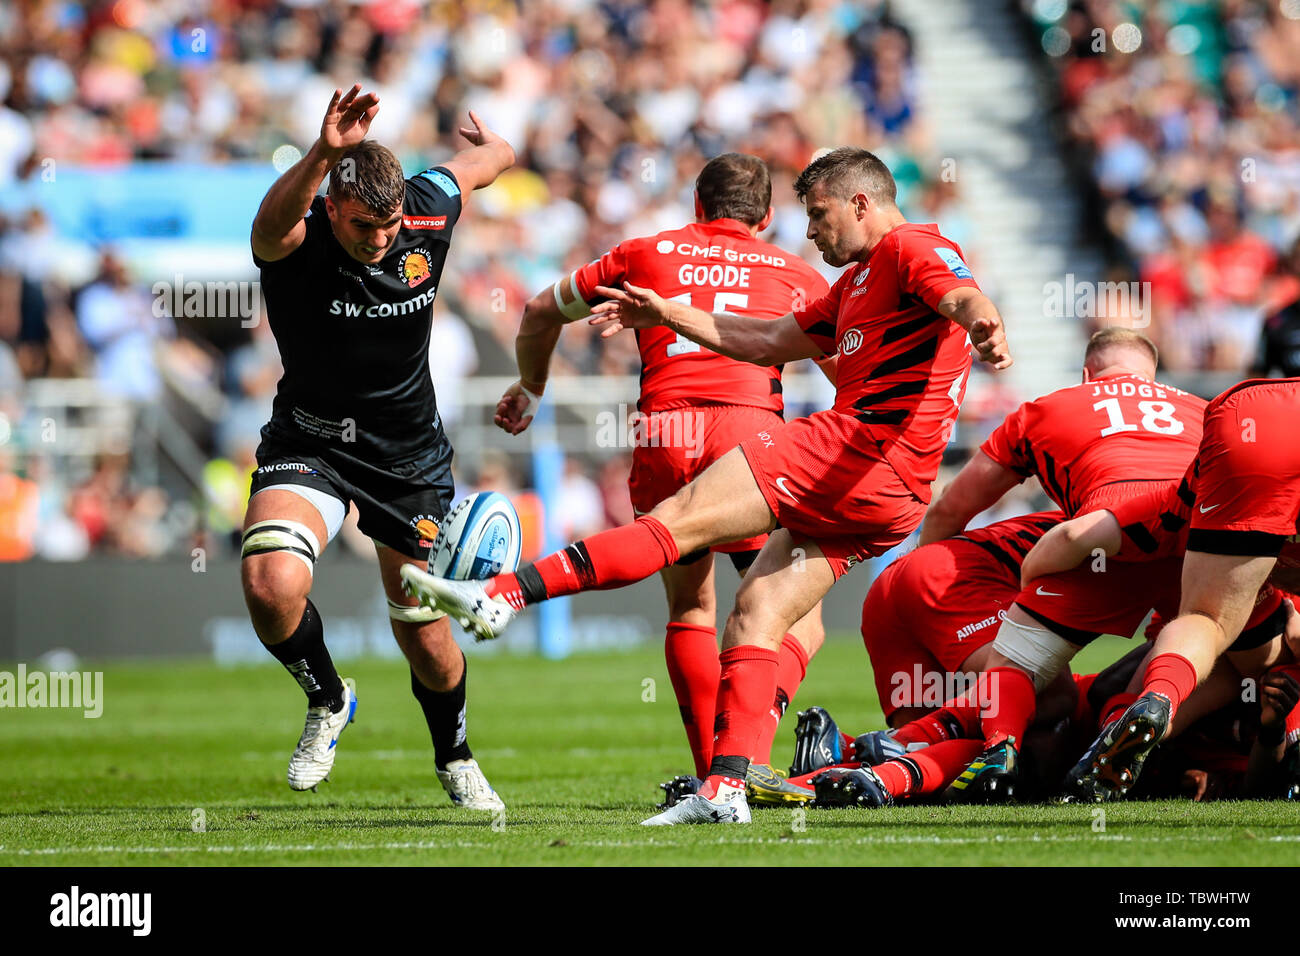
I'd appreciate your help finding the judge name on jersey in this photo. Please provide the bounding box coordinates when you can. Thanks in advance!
[1087,379,1190,400]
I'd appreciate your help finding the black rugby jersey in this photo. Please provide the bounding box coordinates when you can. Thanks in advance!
[254,165,463,463]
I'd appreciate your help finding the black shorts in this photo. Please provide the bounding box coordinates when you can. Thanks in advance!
[250,426,455,558]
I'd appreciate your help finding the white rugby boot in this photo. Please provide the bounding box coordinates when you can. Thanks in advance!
[287,681,356,791]
[400,565,517,641]
[437,758,506,811]
[641,790,751,826]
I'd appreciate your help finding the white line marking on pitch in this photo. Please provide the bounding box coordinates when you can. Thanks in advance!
[2,833,1299,856]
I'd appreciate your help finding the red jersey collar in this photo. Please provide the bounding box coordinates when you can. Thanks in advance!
[698,218,757,238]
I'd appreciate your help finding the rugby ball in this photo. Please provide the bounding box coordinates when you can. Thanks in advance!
[429,491,522,580]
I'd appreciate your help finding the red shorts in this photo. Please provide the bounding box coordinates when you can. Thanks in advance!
[1186,378,1300,553]
[1017,558,1185,645]
[628,404,780,555]
[739,409,926,578]
[862,539,1020,720]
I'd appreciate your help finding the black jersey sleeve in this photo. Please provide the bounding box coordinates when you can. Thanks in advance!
[403,166,463,235]
[252,195,329,270]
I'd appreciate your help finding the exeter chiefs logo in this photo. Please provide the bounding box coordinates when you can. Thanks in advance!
[399,249,432,288]
[410,515,440,547]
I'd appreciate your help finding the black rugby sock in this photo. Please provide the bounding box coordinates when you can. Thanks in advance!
[265,599,345,712]
[411,657,472,769]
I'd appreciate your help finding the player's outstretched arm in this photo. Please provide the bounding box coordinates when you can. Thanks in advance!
[440,110,516,212]
[1019,509,1121,587]
[936,287,1012,370]
[252,84,379,262]
[495,279,580,435]
[919,450,1020,545]
[590,282,823,366]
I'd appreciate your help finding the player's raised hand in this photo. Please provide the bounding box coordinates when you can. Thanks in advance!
[589,282,671,338]
[494,381,538,436]
[969,316,1013,370]
[321,84,380,154]
[458,110,507,149]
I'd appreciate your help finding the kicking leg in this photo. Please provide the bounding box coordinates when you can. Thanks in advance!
[402,445,776,640]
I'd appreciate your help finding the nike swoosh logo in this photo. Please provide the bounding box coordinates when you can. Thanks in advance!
[1035,586,1064,597]
[775,477,798,501]
[1199,503,1221,513]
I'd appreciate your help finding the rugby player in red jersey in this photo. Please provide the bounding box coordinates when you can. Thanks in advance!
[1018,377,1300,799]
[402,146,1012,824]
[743,510,1066,807]
[904,329,1207,800]
[492,153,833,793]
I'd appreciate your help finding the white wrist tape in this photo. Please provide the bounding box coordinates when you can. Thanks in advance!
[520,385,543,420]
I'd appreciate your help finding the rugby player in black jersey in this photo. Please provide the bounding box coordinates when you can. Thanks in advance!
[243,84,514,808]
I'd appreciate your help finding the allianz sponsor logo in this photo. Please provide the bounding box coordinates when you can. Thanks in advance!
[50,886,151,936]
[0,665,103,718]
[955,614,999,641]
[329,284,438,318]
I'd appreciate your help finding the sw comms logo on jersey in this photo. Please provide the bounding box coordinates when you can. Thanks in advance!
[402,215,447,231]
[399,249,433,288]
[840,329,864,354]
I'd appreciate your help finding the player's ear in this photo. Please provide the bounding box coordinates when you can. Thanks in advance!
[693,191,705,222]
[1081,366,1092,384]
[757,206,774,233]
[853,192,869,219]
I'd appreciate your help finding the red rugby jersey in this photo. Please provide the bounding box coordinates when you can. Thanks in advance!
[570,219,829,413]
[955,510,1065,582]
[793,222,979,499]
[981,373,1207,517]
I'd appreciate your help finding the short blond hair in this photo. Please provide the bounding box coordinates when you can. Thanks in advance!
[1084,327,1158,373]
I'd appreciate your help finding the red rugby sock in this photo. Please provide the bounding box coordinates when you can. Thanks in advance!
[891,700,979,748]
[875,739,985,797]
[1100,692,1138,728]
[664,623,720,778]
[710,645,780,768]
[752,635,809,766]
[980,666,1037,747]
[487,515,680,607]
[1142,653,1198,717]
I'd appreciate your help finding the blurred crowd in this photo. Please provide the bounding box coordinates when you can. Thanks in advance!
[1032,0,1300,372]
[4,0,984,560]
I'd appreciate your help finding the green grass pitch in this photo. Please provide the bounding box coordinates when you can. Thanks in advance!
[3,637,1299,866]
